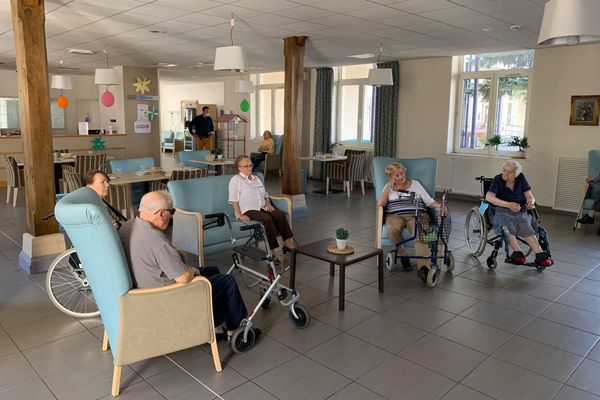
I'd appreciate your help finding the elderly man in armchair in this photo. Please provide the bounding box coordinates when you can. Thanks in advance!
[120,191,260,342]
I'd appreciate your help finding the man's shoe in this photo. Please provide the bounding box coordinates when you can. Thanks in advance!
[253,328,262,341]
[215,330,229,342]
[535,251,554,267]
[577,215,595,224]
[417,266,429,282]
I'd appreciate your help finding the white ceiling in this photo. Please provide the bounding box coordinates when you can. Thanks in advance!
[0,0,549,80]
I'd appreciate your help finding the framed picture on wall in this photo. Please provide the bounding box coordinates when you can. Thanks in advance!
[570,95,600,126]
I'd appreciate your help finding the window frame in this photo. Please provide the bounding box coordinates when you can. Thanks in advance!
[251,75,284,141]
[332,66,375,145]
[454,58,532,156]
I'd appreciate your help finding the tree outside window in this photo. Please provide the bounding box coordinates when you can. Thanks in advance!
[456,50,533,154]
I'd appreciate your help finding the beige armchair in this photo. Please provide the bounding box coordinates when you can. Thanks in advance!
[55,187,221,397]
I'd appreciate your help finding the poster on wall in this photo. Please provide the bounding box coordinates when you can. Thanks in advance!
[137,104,149,121]
[134,120,151,134]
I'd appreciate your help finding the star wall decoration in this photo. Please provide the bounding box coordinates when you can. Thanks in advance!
[91,137,106,151]
[132,76,151,94]
[148,106,159,121]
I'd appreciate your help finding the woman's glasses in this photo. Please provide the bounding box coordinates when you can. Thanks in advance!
[238,163,253,168]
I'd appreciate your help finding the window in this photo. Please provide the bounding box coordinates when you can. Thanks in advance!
[251,72,284,139]
[455,50,533,154]
[0,97,65,130]
[333,64,375,144]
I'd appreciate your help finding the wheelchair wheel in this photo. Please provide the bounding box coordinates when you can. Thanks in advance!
[385,252,396,271]
[231,326,256,354]
[465,207,487,257]
[46,248,100,318]
[426,268,438,288]
[289,303,311,329]
[486,256,497,270]
[445,252,455,272]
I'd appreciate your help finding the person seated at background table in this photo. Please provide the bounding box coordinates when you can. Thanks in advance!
[577,170,600,233]
[378,162,441,280]
[83,170,127,230]
[251,130,275,171]
[485,160,553,266]
[229,155,295,255]
[120,191,258,341]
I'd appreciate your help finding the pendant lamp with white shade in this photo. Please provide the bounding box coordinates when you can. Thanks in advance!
[214,14,247,72]
[51,59,73,109]
[94,46,119,107]
[538,0,600,46]
[235,79,254,93]
[367,44,393,87]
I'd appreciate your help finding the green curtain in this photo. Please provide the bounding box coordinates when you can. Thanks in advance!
[373,61,399,157]
[313,67,333,179]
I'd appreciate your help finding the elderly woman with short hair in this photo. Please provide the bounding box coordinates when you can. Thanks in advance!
[485,160,553,267]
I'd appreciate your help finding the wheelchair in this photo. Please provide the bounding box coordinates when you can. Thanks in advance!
[203,213,310,354]
[385,189,454,288]
[464,176,551,271]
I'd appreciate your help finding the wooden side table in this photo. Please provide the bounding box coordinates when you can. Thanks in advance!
[290,239,384,311]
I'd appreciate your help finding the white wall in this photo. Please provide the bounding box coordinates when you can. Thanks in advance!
[395,44,600,207]
[158,80,224,132]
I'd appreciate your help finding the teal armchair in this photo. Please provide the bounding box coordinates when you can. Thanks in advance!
[169,173,291,266]
[109,157,155,173]
[251,134,283,176]
[178,150,215,172]
[576,150,600,228]
[55,187,221,396]
[372,156,438,249]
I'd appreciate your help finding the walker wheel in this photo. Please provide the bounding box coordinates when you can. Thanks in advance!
[230,326,256,354]
[385,252,396,271]
[289,303,311,329]
[535,264,545,271]
[486,256,497,270]
[426,268,438,288]
[445,252,455,272]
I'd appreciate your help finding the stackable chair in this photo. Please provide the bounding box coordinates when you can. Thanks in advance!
[575,150,600,229]
[326,149,366,196]
[55,187,221,396]
[2,155,25,207]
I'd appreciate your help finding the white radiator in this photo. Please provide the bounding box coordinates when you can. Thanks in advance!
[554,157,588,212]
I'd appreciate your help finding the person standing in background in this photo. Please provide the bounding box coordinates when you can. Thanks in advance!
[189,106,214,150]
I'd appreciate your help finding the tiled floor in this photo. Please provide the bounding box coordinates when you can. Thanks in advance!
[1,172,600,399]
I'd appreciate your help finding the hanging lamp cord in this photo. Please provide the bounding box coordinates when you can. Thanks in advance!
[229,13,235,46]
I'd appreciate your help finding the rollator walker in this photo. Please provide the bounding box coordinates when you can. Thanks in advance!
[202,213,310,354]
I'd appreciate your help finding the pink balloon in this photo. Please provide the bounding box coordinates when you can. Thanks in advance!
[101,90,115,107]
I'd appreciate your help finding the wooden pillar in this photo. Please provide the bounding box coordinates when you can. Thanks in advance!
[282,36,307,195]
[11,0,57,236]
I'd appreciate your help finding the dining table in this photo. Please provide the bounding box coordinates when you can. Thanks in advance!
[300,155,347,194]
[108,170,170,218]
[17,157,76,193]
[190,158,234,175]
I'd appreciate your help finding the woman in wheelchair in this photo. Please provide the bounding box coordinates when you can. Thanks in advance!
[485,160,553,267]
[378,162,440,277]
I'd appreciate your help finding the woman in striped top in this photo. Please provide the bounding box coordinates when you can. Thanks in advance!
[378,163,440,277]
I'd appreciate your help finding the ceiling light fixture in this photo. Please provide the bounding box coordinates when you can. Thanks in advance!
[538,0,600,46]
[367,43,393,87]
[155,62,178,68]
[68,48,95,55]
[348,53,375,59]
[214,13,247,71]
[51,58,72,109]
[94,46,119,107]
[235,78,254,93]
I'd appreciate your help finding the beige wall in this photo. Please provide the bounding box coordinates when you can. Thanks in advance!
[395,43,600,207]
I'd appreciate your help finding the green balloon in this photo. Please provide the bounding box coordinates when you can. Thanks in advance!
[240,99,250,112]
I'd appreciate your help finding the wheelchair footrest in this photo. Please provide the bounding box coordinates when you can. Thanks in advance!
[234,245,269,261]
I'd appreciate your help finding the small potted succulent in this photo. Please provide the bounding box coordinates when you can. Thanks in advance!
[335,227,349,250]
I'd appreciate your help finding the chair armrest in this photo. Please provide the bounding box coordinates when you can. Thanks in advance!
[172,209,205,266]
[116,276,216,366]
[376,204,384,249]
[270,195,292,228]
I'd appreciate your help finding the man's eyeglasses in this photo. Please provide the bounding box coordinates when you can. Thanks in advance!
[154,208,176,215]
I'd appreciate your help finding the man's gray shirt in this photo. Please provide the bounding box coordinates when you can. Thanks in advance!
[120,217,186,288]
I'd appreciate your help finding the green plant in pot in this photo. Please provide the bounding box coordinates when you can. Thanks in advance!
[484,134,503,150]
[335,227,349,250]
[211,148,224,159]
[507,136,529,152]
